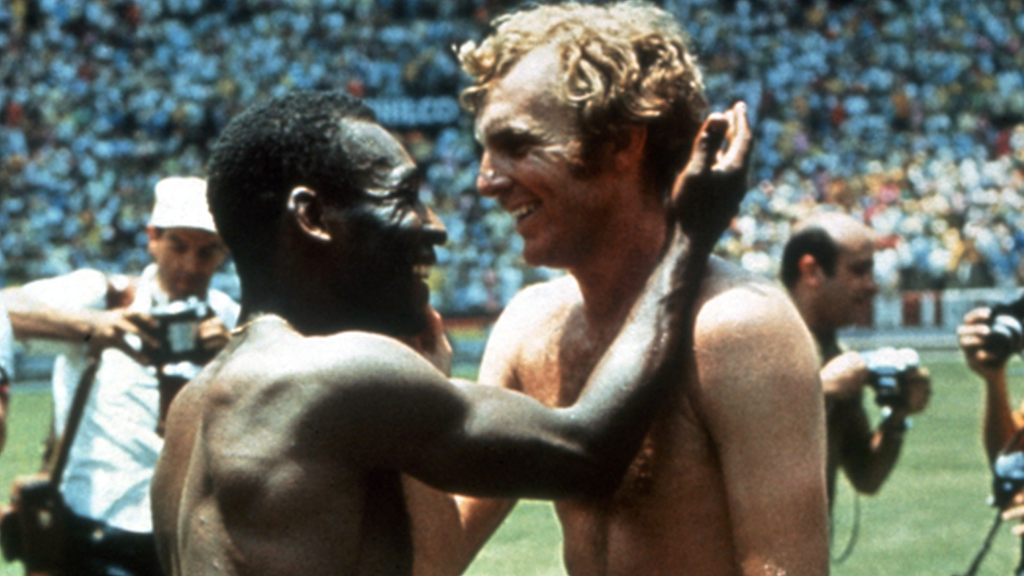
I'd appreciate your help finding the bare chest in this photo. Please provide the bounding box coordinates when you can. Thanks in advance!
[514,315,735,575]
[514,307,618,407]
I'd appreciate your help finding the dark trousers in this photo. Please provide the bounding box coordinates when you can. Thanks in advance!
[64,512,162,576]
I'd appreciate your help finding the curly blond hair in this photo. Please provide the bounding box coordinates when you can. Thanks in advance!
[458,1,708,194]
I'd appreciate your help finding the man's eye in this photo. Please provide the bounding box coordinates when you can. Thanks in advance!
[492,133,535,158]
[508,140,533,158]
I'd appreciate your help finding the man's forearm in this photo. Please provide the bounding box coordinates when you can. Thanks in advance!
[3,289,96,343]
[563,231,708,487]
[850,419,906,495]
[982,368,1019,463]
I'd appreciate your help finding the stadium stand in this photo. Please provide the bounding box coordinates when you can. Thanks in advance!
[2,0,1024,325]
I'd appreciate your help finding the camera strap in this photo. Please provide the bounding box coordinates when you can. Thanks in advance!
[953,426,1024,576]
[952,510,1003,576]
[829,490,860,564]
[47,354,101,489]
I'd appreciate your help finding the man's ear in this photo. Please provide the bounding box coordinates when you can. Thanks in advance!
[145,225,160,257]
[288,186,331,242]
[798,254,823,287]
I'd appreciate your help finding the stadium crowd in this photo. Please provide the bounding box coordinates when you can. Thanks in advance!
[2,0,1024,315]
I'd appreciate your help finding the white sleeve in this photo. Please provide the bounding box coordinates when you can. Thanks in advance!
[20,269,109,311]
[17,269,109,356]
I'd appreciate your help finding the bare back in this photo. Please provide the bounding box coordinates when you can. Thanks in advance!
[152,321,414,576]
[470,257,828,576]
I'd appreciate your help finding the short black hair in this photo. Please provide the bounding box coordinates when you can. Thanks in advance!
[206,90,376,273]
[780,227,839,290]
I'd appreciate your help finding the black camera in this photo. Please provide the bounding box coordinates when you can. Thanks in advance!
[993,450,1024,510]
[860,347,920,409]
[985,296,1024,363]
[145,296,214,367]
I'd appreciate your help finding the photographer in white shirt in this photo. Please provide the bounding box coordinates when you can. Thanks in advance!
[1,177,238,576]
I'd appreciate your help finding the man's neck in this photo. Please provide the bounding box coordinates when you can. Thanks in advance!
[567,207,669,331]
[809,325,840,359]
[239,289,410,339]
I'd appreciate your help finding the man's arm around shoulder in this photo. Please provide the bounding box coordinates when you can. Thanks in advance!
[408,283,571,576]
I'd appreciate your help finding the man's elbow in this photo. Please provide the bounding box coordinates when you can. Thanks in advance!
[848,471,888,496]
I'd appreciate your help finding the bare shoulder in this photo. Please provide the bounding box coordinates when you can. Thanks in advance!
[694,256,809,346]
[479,276,580,386]
[493,276,580,335]
[174,326,448,473]
[201,327,434,405]
[689,257,819,404]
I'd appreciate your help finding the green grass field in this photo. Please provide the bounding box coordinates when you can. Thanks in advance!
[2,354,1024,575]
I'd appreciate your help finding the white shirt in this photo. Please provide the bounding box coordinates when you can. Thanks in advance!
[21,265,239,533]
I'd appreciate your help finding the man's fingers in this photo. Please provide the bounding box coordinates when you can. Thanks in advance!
[1004,504,1024,522]
[686,115,727,174]
[957,323,990,337]
[121,318,162,350]
[202,336,229,352]
[714,102,752,171]
[670,114,725,207]
[964,307,992,324]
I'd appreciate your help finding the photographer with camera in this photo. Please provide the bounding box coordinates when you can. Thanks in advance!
[782,211,932,509]
[0,176,238,576]
[958,299,1024,465]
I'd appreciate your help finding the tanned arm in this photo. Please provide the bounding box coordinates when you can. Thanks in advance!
[822,351,929,494]
[695,283,829,576]
[959,307,1022,463]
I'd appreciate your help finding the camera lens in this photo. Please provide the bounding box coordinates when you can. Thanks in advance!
[987,314,1024,359]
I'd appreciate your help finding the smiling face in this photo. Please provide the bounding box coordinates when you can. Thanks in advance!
[473,45,625,269]
[325,119,448,335]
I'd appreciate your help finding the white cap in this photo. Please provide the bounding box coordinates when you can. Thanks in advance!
[149,176,217,233]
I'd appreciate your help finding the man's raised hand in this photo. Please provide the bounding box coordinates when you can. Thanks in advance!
[670,101,753,247]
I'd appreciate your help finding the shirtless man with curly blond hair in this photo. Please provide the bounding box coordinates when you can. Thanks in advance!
[406,3,828,576]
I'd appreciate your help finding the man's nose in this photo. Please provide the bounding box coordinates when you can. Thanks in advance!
[476,152,512,197]
[420,206,448,246]
[181,252,202,274]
